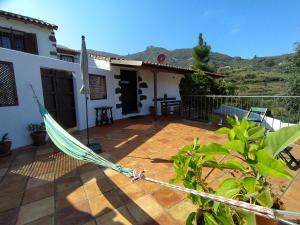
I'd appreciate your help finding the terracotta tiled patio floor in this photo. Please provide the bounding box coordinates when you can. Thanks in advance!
[0,117,300,225]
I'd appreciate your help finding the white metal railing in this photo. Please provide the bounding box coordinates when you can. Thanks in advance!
[181,95,300,130]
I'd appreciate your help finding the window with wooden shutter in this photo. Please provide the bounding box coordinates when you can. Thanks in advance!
[0,61,18,107]
[89,74,107,100]
[0,27,32,54]
[24,33,38,55]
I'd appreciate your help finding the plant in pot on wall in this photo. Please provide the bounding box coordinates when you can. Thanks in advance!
[170,115,299,225]
[210,114,221,128]
[28,123,47,146]
[0,133,12,157]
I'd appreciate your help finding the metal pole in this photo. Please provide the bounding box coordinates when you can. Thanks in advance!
[153,70,158,121]
[85,94,90,146]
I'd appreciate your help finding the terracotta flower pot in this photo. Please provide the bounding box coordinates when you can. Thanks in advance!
[149,106,156,116]
[211,122,219,129]
[256,215,278,225]
[0,141,12,157]
[31,132,46,146]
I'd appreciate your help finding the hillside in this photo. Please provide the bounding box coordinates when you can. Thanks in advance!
[88,46,293,95]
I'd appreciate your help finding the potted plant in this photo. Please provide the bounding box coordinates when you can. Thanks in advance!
[170,115,299,225]
[149,106,156,116]
[28,122,46,146]
[0,133,12,157]
[210,114,221,128]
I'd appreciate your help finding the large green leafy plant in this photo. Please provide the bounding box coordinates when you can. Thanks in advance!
[171,116,299,225]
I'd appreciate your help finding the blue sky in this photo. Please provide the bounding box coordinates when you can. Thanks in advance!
[1,0,300,58]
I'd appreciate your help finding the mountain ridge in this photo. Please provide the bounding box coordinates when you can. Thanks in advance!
[88,46,293,71]
[88,46,293,95]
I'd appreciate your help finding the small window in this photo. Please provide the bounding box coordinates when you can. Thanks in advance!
[0,28,36,54]
[0,32,11,49]
[13,34,25,52]
[89,74,107,100]
[60,55,75,62]
[0,61,18,106]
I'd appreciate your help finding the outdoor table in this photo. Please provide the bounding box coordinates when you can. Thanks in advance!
[95,106,113,126]
[161,100,181,116]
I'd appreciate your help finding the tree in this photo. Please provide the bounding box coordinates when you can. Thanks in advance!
[192,33,214,72]
[179,71,214,95]
[180,33,235,96]
[213,79,236,95]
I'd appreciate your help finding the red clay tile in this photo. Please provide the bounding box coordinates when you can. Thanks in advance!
[25,214,54,225]
[0,208,18,225]
[55,176,82,193]
[1,117,299,225]
[0,191,23,212]
[22,183,54,205]
[152,188,184,208]
[56,200,92,225]
[55,186,87,210]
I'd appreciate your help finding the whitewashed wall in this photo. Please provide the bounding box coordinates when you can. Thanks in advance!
[0,47,184,149]
[111,67,183,118]
[0,17,57,58]
[156,71,184,114]
[0,48,84,148]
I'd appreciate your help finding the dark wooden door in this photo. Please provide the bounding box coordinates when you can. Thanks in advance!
[41,69,76,128]
[120,70,138,114]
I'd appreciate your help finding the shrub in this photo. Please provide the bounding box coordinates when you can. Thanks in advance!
[170,115,298,225]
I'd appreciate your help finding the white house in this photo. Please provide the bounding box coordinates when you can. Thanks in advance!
[0,10,221,149]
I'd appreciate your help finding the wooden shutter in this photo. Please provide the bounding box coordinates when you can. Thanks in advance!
[24,33,38,54]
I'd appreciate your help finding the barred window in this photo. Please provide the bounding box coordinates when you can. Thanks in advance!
[89,74,107,100]
[0,61,18,106]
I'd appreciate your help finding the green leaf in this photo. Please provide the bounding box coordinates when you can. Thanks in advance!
[242,177,258,194]
[248,126,265,141]
[263,123,300,157]
[240,116,250,133]
[193,138,200,150]
[221,159,248,172]
[203,159,248,172]
[214,178,240,212]
[256,188,273,207]
[169,177,180,184]
[186,212,196,225]
[223,140,245,154]
[203,160,219,168]
[249,144,259,153]
[198,143,229,156]
[216,205,235,225]
[238,211,256,225]
[204,213,218,225]
[228,129,236,141]
[215,127,230,135]
[253,149,293,179]
[227,115,240,126]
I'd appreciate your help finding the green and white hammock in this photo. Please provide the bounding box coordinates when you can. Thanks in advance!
[35,95,134,178]
[31,86,299,224]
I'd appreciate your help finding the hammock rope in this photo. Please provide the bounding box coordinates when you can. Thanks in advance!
[30,85,300,225]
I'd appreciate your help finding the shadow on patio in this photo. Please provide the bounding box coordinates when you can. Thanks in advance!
[0,116,299,224]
